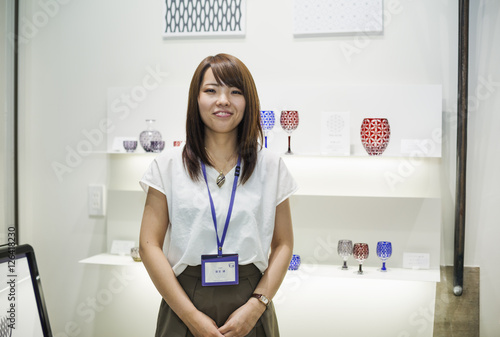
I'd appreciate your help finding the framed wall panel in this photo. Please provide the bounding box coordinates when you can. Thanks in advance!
[163,0,246,38]
[294,0,384,36]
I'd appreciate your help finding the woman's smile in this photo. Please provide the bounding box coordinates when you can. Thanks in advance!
[198,67,246,135]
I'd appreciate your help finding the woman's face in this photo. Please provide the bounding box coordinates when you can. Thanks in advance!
[198,67,246,138]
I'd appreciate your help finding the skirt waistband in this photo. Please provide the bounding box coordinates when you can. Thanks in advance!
[181,264,262,279]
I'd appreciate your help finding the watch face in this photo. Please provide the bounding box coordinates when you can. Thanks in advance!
[260,295,269,305]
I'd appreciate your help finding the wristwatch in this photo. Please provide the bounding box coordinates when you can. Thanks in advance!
[251,293,270,307]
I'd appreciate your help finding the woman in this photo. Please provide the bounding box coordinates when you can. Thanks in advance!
[139,54,297,337]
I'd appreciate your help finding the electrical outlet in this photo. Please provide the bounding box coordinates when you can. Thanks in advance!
[88,184,106,216]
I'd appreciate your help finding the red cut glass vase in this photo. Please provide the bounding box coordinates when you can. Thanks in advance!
[360,118,391,155]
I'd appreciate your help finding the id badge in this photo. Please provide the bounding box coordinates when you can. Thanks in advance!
[201,254,239,286]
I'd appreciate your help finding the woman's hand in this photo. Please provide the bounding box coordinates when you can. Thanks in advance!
[217,298,266,337]
[185,310,225,337]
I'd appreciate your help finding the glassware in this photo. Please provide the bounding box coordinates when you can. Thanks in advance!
[376,241,392,272]
[360,118,390,155]
[353,243,369,275]
[130,247,141,262]
[280,110,299,154]
[123,140,138,153]
[288,254,301,271]
[260,110,275,148]
[140,119,163,152]
[150,140,165,153]
[337,239,353,270]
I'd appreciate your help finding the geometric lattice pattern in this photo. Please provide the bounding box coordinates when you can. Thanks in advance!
[0,315,12,337]
[260,110,275,132]
[294,0,383,36]
[360,118,391,155]
[288,254,301,271]
[164,0,245,36]
[325,113,346,134]
[280,111,299,133]
[353,243,369,262]
[337,239,353,259]
[376,241,392,271]
[376,241,392,260]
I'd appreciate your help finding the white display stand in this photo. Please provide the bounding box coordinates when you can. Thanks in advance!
[81,83,442,336]
[276,266,437,337]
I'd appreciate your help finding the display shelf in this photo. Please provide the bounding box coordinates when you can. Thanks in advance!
[287,263,440,283]
[282,155,440,198]
[79,253,141,266]
[275,265,438,337]
[108,153,441,198]
[77,256,438,283]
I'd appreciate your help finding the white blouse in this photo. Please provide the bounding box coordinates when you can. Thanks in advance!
[140,146,298,276]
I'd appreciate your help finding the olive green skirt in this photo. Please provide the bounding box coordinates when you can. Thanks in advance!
[155,264,279,337]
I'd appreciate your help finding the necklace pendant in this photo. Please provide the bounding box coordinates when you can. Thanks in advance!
[216,172,226,188]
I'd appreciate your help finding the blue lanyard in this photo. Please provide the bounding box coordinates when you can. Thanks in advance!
[201,156,241,257]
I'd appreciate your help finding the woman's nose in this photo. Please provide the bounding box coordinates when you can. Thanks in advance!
[216,92,230,106]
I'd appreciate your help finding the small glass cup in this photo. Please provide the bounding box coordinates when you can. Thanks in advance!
[150,140,165,153]
[130,247,141,262]
[288,254,301,271]
[123,140,138,153]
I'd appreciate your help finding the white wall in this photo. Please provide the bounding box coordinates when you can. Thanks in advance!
[0,0,8,243]
[468,1,500,335]
[17,0,499,335]
[0,0,16,243]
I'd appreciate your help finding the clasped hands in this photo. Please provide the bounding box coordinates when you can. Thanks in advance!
[186,298,266,337]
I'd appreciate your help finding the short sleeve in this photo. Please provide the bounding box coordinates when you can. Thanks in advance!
[140,158,166,195]
[276,157,298,205]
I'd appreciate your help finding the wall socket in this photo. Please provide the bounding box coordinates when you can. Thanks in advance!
[88,184,106,216]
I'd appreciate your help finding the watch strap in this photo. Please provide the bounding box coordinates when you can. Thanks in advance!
[251,293,270,307]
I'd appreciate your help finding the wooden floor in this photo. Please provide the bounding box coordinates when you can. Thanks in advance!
[433,266,480,337]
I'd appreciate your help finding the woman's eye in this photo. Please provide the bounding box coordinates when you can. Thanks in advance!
[232,90,243,95]
[204,88,216,93]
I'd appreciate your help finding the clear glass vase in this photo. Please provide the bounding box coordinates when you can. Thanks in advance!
[140,119,162,152]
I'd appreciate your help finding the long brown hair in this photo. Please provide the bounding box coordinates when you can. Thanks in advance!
[182,54,263,184]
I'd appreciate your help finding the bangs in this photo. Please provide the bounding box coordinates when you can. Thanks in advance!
[208,57,244,91]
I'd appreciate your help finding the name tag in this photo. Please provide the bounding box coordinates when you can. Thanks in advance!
[201,254,239,286]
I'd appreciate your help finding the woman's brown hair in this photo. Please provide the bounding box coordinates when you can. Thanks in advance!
[182,54,263,184]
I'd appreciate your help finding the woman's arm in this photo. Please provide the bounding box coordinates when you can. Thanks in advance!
[218,198,294,337]
[139,187,224,337]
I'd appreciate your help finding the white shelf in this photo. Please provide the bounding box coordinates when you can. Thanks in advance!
[108,153,441,198]
[79,253,141,266]
[282,155,441,198]
[289,263,440,283]
[77,256,438,283]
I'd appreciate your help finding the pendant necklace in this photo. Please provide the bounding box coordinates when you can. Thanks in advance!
[216,170,226,188]
[206,148,235,188]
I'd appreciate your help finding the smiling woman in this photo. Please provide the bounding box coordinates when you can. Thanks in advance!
[0,0,17,246]
[139,54,297,337]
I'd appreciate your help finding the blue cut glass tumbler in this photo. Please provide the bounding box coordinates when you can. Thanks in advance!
[288,254,301,271]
